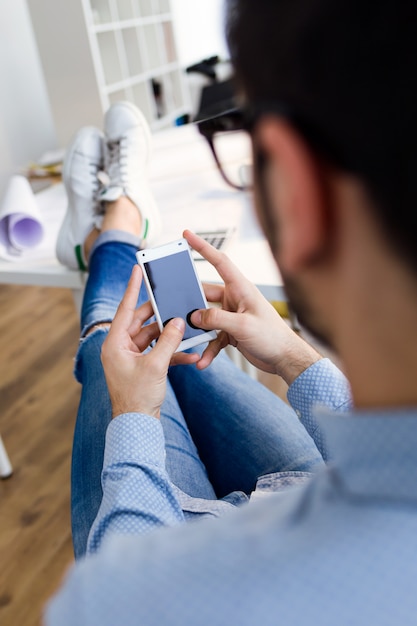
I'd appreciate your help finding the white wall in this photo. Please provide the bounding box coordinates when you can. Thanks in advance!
[0,0,56,201]
[170,0,228,67]
[0,0,228,202]
[170,0,230,117]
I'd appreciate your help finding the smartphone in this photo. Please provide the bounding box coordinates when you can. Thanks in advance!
[136,238,217,352]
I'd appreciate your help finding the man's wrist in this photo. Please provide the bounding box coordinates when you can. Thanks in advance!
[274,334,322,386]
[111,403,160,420]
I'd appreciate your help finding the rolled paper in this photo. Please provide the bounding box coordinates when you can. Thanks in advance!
[0,175,44,256]
[8,212,44,250]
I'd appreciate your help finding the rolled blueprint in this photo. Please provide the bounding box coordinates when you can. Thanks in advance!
[0,175,44,259]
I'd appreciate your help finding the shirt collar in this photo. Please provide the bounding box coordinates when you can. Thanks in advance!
[316,407,417,502]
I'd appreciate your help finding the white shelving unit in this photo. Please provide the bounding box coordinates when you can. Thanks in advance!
[27,0,191,147]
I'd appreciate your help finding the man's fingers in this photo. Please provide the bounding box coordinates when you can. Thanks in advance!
[150,318,186,366]
[170,352,201,366]
[183,230,245,285]
[111,265,143,335]
[128,300,155,336]
[191,306,241,336]
[203,283,225,304]
[196,332,229,369]
[133,321,160,352]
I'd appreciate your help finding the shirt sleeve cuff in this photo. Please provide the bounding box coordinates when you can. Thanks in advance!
[287,358,352,460]
[104,413,166,471]
[288,358,352,415]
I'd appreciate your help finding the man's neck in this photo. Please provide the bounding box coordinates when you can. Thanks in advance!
[337,265,417,410]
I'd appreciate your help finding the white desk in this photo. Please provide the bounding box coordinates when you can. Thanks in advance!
[0,124,285,303]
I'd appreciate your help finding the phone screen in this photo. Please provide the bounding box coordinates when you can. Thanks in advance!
[143,250,207,341]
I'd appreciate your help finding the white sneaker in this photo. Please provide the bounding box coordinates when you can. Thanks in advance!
[99,101,162,246]
[56,126,104,270]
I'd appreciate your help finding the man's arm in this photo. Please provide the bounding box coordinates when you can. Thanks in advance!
[287,358,352,460]
[184,230,323,383]
[87,413,185,554]
[184,231,352,460]
[86,266,191,553]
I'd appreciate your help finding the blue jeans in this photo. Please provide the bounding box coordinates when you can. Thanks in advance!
[71,231,324,559]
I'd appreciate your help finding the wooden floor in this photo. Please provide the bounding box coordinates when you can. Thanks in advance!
[0,284,80,626]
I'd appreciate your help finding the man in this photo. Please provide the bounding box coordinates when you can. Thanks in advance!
[47,0,417,624]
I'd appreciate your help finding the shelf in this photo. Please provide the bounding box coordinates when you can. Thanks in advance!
[90,0,172,25]
[92,14,171,32]
[102,61,180,93]
[28,0,190,146]
[104,67,187,127]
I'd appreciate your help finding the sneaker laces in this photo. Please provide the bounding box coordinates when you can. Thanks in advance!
[88,162,101,194]
[105,139,128,188]
[88,162,106,215]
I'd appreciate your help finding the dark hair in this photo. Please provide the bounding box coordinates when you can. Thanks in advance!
[226,0,417,272]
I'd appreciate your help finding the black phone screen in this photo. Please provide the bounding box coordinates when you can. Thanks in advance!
[143,250,207,341]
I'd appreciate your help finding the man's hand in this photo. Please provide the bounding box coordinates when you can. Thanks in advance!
[184,230,321,385]
[101,264,199,419]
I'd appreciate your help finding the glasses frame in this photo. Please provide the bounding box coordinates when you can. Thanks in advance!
[196,102,348,193]
[196,108,253,192]
[196,104,293,191]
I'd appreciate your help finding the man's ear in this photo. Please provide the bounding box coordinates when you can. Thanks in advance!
[255,117,329,273]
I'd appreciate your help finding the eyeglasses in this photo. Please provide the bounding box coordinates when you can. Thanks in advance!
[196,108,254,192]
[197,102,348,192]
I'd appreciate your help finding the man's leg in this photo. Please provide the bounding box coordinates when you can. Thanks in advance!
[169,352,324,499]
[58,105,217,559]
[72,233,217,558]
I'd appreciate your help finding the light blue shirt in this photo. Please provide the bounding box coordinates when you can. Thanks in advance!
[46,359,417,625]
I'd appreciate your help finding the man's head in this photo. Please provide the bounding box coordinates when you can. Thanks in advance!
[226,0,417,350]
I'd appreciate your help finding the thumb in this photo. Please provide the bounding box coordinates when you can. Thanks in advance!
[191,307,241,336]
[153,317,186,364]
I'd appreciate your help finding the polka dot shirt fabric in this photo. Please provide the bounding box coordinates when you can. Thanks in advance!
[46,358,417,625]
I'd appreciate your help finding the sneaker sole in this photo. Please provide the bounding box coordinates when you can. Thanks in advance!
[56,127,103,270]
